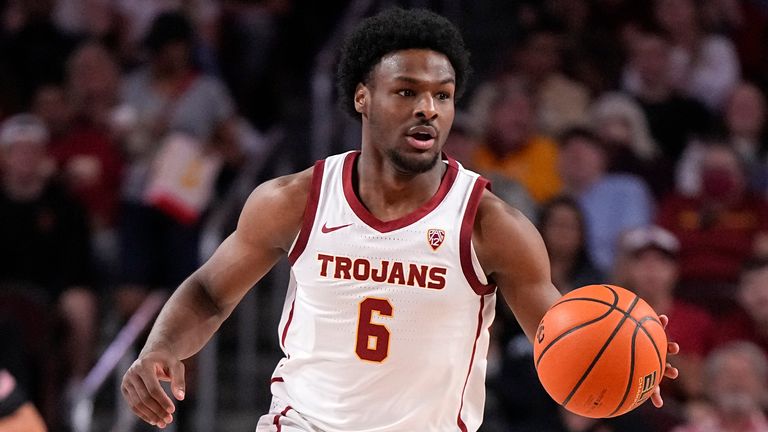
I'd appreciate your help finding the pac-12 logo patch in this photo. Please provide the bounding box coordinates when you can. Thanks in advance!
[427,229,446,250]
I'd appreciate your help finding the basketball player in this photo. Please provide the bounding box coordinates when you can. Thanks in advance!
[122,8,679,431]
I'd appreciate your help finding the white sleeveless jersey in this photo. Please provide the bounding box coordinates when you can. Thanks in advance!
[269,151,497,432]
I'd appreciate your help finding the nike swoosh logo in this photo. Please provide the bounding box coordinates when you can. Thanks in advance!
[321,222,353,233]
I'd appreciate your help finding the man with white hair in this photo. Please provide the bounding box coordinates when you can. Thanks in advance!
[673,341,768,432]
[0,113,96,423]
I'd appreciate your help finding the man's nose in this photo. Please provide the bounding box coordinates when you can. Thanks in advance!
[415,95,437,120]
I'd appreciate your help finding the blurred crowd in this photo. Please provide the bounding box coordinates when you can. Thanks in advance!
[1,0,768,431]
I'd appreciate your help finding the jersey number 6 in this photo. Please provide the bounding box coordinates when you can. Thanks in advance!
[355,297,393,362]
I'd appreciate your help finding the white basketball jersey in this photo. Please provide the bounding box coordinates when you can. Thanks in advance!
[269,151,496,432]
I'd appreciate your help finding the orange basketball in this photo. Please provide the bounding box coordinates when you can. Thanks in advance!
[533,284,667,418]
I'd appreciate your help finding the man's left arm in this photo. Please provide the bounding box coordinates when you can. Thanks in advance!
[472,190,678,407]
[472,191,560,341]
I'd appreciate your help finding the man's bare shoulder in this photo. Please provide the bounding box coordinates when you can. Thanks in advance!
[473,189,549,277]
[238,166,315,252]
[475,189,531,233]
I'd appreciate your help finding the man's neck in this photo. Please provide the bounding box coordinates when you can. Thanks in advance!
[355,150,445,222]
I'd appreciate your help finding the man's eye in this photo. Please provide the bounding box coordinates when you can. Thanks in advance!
[398,89,415,96]
[436,92,451,101]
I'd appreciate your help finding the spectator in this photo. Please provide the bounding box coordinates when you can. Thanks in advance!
[513,24,591,136]
[725,82,768,166]
[657,142,768,311]
[470,75,562,204]
[672,341,768,432]
[31,84,74,143]
[558,126,653,272]
[0,0,78,110]
[590,91,674,197]
[677,82,768,196]
[444,111,538,222]
[538,196,603,293]
[622,26,712,162]
[653,0,741,111]
[615,225,715,401]
[48,41,124,283]
[0,321,47,432]
[115,11,238,317]
[712,258,768,355]
[0,114,96,422]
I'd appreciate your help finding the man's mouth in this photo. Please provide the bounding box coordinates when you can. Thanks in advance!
[405,125,437,150]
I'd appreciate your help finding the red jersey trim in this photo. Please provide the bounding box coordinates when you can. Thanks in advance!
[457,295,486,432]
[280,298,296,353]
[273,405,293,432]
[288,160,325,265]
[460,177,496,295]
[342,151,460,233]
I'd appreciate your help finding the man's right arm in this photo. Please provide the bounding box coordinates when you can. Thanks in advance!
[122,168,313,428]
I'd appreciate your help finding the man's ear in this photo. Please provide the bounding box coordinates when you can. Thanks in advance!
[354,83,368,115]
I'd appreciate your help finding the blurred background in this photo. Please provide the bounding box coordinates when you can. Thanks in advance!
[1,0,768,431]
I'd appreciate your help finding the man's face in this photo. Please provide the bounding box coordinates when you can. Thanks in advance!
[625,249,678,299]
[488,88,535,153]
[631,34,671,86]
[726,84,766,138]
[357,49,456,174]
[739,267,768,326]
[558,136,605,187]
[1,140,48,184]
[709,351,766,415]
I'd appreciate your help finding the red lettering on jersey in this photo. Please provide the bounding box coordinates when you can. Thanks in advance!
[335,256,352,279]
[407,264,428,287]
[371,260,389,283]
[388,261,406,285]
[317,254,334,277]
[427,267,447,289]
[353,258,371,280]
[318,254,445,290]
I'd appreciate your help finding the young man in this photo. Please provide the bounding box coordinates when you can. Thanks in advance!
[122,8,678,431]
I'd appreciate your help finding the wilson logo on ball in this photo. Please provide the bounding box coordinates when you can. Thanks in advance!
[634,370,658,405]
[427,229,445,250]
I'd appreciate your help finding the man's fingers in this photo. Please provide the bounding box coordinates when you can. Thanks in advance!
[170,360,186,400]
[664,362,679,379]
[668,342,680,355]
[136,371,175,421]
[123,381,163,426]
[659,314,669,328]
[650,386,663,408]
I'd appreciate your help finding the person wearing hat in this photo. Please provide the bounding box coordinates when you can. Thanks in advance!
[0,113,95,425]
[616,225,715,402]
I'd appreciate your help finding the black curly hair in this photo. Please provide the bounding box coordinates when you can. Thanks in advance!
[336,7,471,119]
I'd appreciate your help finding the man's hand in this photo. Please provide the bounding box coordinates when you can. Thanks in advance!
[121,350,186,429]
[650,314,680,408]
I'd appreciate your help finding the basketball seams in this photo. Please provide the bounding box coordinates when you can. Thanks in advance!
[555,297,660,327]
[535,288,620,369]
[609,323,642,417]
[536,285,667,418]
[607,316,664,417]
[637,317,664,372]
[561,295,641,408]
